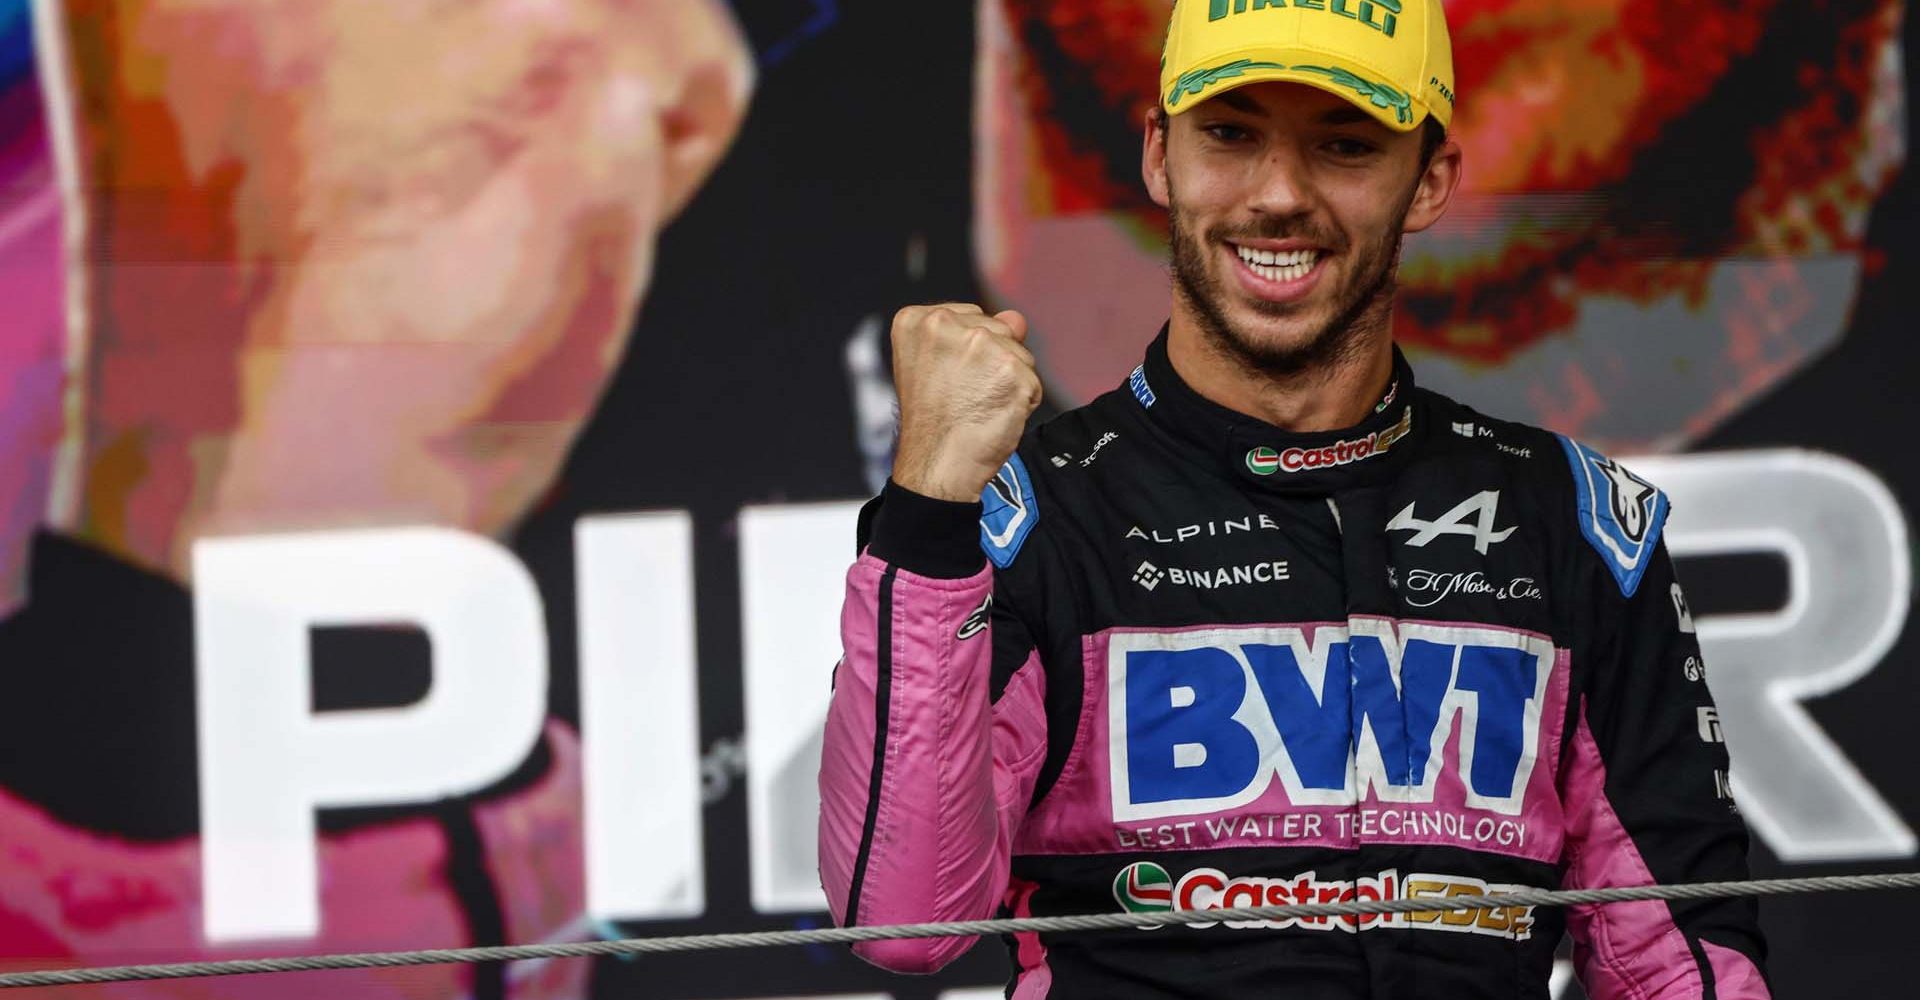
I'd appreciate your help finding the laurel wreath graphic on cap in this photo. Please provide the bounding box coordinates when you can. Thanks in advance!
[1166,60,1414,126]
[1166,59,1287,108]
[1291,65,1414,124]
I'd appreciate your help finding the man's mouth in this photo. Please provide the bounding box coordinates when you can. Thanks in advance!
[1234,245,1320,283]
[1228,242,1327,301]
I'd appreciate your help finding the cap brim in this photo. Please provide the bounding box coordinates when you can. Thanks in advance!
[1162,51,1429,133]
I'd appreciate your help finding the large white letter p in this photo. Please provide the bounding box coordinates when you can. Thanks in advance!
[194,528,548,942]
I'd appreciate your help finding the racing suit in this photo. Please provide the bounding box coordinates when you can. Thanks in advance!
[818,329,1769,998]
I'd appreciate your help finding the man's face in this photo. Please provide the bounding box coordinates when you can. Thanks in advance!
[54,0,753,568]
[978,0,1906,448]
[1147,84,1441,375]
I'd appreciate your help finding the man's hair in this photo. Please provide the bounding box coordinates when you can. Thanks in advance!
[1150,106,1449,170]
[1417,117,1447,169]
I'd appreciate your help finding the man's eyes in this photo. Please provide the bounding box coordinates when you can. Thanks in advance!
[1324,137,1379,157]
[1196,127,1380,158]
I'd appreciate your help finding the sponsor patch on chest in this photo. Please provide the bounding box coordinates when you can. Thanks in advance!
[1113,862,1537,940]
[1068,620,1567,861]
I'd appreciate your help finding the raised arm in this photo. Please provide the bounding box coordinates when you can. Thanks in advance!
[820,303,1047,973]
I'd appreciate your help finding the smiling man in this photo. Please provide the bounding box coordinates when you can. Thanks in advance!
[818,1,1769,997]
[974,0,1906,449]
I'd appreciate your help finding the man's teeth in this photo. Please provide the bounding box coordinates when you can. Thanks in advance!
[1235,245,1319,283]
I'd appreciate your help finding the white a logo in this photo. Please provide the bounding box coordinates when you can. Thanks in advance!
[1388,491,1516,555]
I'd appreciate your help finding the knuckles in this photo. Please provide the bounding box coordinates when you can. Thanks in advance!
[987,349,1028,381]
[895,303,1016,353]
[890,301,1036,411]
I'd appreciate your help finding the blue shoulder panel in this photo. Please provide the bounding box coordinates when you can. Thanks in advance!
[979,454,1039,569]
[1557,435,1669,598]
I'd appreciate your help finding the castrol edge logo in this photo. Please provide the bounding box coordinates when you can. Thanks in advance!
[1112,862,1536,940]
[1251,407,1414,476]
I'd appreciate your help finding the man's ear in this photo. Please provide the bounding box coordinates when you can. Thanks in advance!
[1142,107,1172,210]
[657,50,755,221]
[1403,137,1463,235]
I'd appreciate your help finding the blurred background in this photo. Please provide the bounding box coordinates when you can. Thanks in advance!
[0,0,1915,997]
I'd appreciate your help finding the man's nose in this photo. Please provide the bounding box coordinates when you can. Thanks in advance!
[656,1,755,220]
[1245,144,1316,218]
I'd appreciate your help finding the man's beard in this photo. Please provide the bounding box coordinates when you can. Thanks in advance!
[1170,195,1407,382]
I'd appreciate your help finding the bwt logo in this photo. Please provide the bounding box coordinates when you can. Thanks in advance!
[1106,622,1556,823]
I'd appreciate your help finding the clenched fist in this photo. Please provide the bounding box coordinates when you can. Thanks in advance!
[891,304,1043,503]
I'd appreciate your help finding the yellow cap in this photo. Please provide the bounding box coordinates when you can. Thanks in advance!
[1160,0,1455,133]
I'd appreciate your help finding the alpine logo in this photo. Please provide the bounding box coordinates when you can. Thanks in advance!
[1108,621,1556,822]
[1386,491,1516,554]
[1126,514,1282,544]
[1109,862,1536,939]
[1265,407,1413,475]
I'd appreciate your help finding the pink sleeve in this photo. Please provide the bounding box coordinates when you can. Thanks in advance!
[1562,705,1771,999]
[817,553,1047,974]
[1562,535,1769,999]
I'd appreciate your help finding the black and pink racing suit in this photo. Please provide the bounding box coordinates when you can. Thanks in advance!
[819,330,1768,999]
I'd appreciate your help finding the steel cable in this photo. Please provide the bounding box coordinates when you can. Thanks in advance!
[3,872,1917,988]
